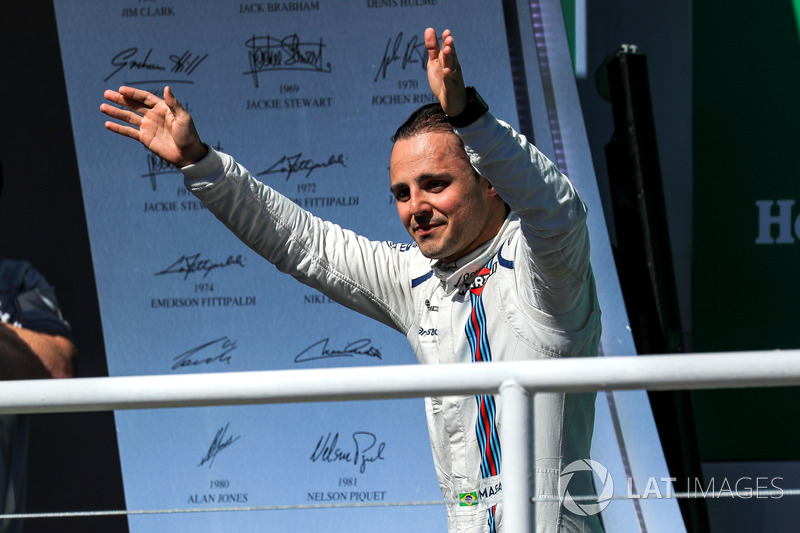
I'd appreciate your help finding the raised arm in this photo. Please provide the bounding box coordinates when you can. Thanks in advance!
[426,28,591,314]
[101,86,207,167]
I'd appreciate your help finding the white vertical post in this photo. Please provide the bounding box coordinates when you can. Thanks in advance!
[500,380,532,532]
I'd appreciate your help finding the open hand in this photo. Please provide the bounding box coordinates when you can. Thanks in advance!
[425,28,467,117]
[101,86,207,167]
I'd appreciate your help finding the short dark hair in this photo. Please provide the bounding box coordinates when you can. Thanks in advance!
[391,102,486,184]
[392,103,455,143]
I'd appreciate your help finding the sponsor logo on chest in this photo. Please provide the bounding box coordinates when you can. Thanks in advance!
[466,262,497,296]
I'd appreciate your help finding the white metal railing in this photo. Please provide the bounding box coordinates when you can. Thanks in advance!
[3,350,800,531]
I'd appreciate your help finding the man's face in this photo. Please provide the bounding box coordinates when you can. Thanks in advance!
[389,131,504,263]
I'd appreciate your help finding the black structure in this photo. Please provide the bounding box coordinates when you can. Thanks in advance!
[0,2,129,532]
[601,47,709,532]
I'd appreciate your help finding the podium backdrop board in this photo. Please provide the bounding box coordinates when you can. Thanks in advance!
[53,0,681,530]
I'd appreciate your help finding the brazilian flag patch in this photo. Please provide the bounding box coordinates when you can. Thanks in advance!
[459,492,479,506]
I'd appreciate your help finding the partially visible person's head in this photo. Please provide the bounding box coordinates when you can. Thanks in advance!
[389,104,507,263]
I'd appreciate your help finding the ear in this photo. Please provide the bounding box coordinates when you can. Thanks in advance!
[479,174,499,198]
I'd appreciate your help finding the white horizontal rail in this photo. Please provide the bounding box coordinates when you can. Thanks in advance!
[1,350,799,415]
[4,350,799,531]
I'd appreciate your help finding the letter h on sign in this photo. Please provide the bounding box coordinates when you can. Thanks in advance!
[755,200,797,244]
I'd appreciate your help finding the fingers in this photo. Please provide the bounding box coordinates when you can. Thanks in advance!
[163,86,189,121]
[101,85,169,138]
[118,86,163,108]
[103,86,162,116]
[425,27,440,62]
[425,28,460,77]
[100,86,157,142]
[100,101,142,128]
[423,27,467,117]
[440,30,459,76]
[164,86,178,105]
[103,120,141,142]
[102,89,124,106]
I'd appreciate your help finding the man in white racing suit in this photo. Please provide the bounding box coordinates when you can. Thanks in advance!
[102,27,603,533]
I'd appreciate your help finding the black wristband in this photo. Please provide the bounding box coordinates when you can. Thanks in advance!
[446,86,489,128]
